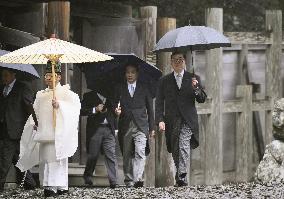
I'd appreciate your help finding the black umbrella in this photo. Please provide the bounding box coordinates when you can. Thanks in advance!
[0,50,40,79]
[83,53,162,97]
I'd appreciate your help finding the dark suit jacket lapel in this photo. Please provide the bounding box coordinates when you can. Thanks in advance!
[124,83,131,98]
[170,72,179,91]
[132,82,140,98]
[180,72,191,91]
[0,85,4,98]
[6,81,18,98]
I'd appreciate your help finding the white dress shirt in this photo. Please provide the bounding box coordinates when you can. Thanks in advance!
[127,81,137,97]
[3,79,16,97]
[174,69,184,89]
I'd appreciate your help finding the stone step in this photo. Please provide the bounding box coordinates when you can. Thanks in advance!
[6,160,124,186]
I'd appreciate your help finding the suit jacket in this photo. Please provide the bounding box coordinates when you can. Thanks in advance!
[0,80,34,140]
[115,81,154,155]
[80,91,116,152]
[155,71,207,152]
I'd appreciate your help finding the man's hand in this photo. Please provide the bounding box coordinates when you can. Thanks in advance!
[95,104,104,112]
[52,98,59,109]
[159,121,165,132]
[115,106,121,116]
[192,77,199,88]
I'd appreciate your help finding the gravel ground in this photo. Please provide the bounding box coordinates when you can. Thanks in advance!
[1,182,284,199]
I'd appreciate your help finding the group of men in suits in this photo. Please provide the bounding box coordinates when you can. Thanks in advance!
[0,51,207,191]
[82,51,207,188]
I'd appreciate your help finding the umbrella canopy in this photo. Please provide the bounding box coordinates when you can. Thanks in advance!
[0,50,39,78]
[153,26,231,52]
[83,53,162,97]
[0,37,113,64]
[0,35,113,127]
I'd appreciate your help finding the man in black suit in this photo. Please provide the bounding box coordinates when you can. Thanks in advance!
[115,63,154,188]
[0,69,36,192]
[81,83,117,188]
[155,51,207,187]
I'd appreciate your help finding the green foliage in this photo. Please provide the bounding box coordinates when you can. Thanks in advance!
[108,0,283,31]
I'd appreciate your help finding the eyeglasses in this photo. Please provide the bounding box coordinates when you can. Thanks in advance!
[44,73,58,79]
[171,58,185,63]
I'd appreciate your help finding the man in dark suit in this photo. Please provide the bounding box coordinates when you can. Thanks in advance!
[155,51,207,187]
[115,63,154,188]
[0,69,36,192]
[81,83,117,188]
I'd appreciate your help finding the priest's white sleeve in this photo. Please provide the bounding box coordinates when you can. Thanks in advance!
[16,115,40,172]
[55,89,81,160]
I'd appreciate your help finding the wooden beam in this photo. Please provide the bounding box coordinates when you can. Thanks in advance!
[71,2,132,19]
[235,85,253,182]
[203,8,223,185]
[265,10,282,145]
[0,25,40,47]
[155,17,176,187]
[0,0,53,7]
[197,99,273,115]
[223,100,243,113]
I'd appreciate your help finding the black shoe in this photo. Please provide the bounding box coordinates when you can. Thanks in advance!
[57,189,69,195]
[134,181,144,188]
[176,180,188,187]
[125,183,134,188]
[0,183,4,192]
[110,184,116,189]
[44,189,57,197]
[23,183,36,190]
[84,175,93,186]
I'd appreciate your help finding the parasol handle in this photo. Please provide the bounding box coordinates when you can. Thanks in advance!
[51,61,56,128]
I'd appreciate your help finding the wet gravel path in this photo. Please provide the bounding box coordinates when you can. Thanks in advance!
[0,182,283,199]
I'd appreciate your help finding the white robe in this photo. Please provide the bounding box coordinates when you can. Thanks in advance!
[16,84,81,187]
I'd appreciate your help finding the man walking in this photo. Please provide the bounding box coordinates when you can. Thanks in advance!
[115,63,154,188]
[0,69,36,192]
[155,51,207,186]
[16,61,81,197]
[81,82,117,188]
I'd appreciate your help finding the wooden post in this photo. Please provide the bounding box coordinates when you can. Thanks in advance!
[204,8,223,185]
[139,6,157,187]
[238,44,249,85]
[155,17,176,187]
[265,10,282,146]
[238,44,264,162]
[235,85,253,182]
[156,18,176,75]
[139,6,157,53]
[47,1,70,84]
